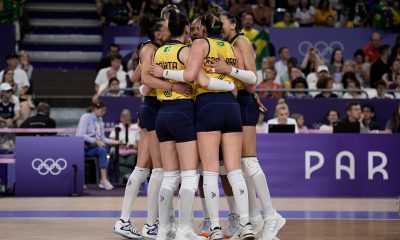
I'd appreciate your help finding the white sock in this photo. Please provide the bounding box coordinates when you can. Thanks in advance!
[201,197,210,218]
[120,167,150,221]
[227,169,250,226]
[203,171,220,229]
[159,171,180,228]
[242,157,275,218]
[147,168,163,225]
[245,173,263,224]
[226,196,237,215]
[178,170,199,230]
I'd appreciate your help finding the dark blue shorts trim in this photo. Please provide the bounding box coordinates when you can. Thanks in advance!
[237,90,258,126]
[139,96,161,132]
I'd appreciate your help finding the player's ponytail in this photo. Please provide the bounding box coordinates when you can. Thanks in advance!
[169,10,189,37]
[201,3,223,36]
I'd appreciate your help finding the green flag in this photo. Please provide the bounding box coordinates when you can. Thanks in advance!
[251,30,270,70]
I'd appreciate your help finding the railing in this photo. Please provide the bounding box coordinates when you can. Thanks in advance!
[255,88,372,99]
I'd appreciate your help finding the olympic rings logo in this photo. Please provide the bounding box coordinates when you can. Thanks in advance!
[298,41,345,61]
[31,158,68,176]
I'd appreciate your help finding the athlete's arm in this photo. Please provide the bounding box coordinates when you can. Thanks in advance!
[235,37,257,93]
[131,65,141,83]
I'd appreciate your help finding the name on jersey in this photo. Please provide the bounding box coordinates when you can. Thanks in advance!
[205,57,236,66]
[156,62,179,70]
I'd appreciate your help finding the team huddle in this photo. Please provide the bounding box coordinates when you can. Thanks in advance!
[113,4,285,240]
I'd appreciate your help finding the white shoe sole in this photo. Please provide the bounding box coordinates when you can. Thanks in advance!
[113,228,143,239]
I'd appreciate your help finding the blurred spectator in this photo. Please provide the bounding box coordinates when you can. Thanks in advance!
[388,73,400,98]
[327,48,344,77]
[76,101,122,190]
[106,78,124,97]
[109,109,140,180]
[189,0,208,20]
[342,78,368,99]
[229,0,252,17]
[361,104,380,131]
[252,0,272,26]
[385,103,400,133]
[315,76,338,98]
[257,57,280,84]
[295,0,315,27]
[265,99,299,133]
[369,44,391,88]
[242,12,260,40]
[363,32,381,63]
[286,77,312,99]
[274,11,299,27]
[370,0,399,29]
[292,113,308,130]
[374,80,394,99]
[19,102,56,136]
[289,66,305,86]
[354,49,370,87]
[341,71,357,89]
[343,101,363,129]
[100,0,130,26]
[95,54,127,97]
[306,64,330,95]
[0,83,20,128]
[258,68,283,98]
[140,0,164,17]
[0,53,29,96]
[275,47,291,84]
[352,0,370,27]
[127,51,139,72]
[388,58,400,82]
[17,50,33,81]
[390,35,400,64]
[319,109,340,131]
[314,0,337,27]
[125,0,144,25]
[256,112,268,133]
[300,47,323,76]
[97,43,127,72]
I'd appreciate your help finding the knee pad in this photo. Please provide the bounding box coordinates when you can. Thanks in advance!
[181,170,200,193]
[203,171,219,187]
[219,161,227,176]
[150,168,164,181]
[227,169,245,185]
[129,167,150,184]
[241,157,263,178]
[161,171,181,191]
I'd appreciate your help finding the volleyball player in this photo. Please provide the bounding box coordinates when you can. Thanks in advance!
[206,13,286,240]
[150,5,257,240]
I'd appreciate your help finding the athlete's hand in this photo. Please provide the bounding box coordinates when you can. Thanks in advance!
[232,84,238,98]
[173,82,193,97]
[149,64,164,78]
[253,92,267,113]
[207,55,232,74]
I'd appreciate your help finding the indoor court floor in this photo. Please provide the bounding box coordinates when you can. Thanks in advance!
[0,197,399,240]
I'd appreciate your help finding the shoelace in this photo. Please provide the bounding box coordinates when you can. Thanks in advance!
[268,219,278,231]
[123,221,140,235]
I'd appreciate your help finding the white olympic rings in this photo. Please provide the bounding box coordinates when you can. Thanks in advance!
[298,41,345,61]
[31,158,68,176]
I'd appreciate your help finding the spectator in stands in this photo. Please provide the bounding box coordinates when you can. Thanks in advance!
[361,104,380,131]
[375,80,394,99]
[354,49,371,74]
[300,47,323,76]
[306,64,330,96]
[257,57,280,84]
[97,43,127,72]
[315,76,338,98]
[252,0,272,26]
[256,112,268,133]
[95,54,127,99]
[389,73,400,98]
[292,113,308,131]
[352,0,370,27]
[363,32,382,63]
[19,102,56,136]
[385,103,400,133]
[274,11,299,28]
[286,77,312,99]
[388,58,400,82]
[17,50,33,81]
[140,0,165,17]
[343,101,364,129]
[93,77,125,102]
[0,83,20,128]
[370,44,392,88]
[343,78,368,99]
[314,0,337,27]
[353,50,370,87]
[265,99,299,133]
[189,0,208,20]
[242,12,259,40]
[275,47,291,84]
[295,0,315,27]
[327,48,344,78]
[76,101,122,190]
[390,35,400,64]
[125,0,143,25]
[229,0,252,17]
[289,66,305,86]
[258,68,283,98]
[127,51,139,72]
[319,109,340,131]
[100,0,130,26]
[109,109,140,181]
[0,53,30,96]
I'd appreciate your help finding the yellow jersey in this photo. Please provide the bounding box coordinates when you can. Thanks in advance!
[153,40,193,101]
[241,28,259,41]
[196,37,238,96]
[139,41,159,97]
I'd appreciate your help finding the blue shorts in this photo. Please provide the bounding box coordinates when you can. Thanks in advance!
[237,90,258,126]
[195,92,242,133]
[156,99,196,143]
[139,96,161,132]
